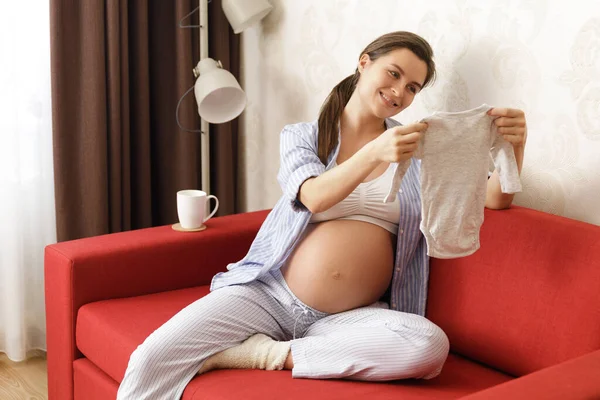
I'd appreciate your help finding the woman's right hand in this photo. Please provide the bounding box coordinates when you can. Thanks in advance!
[368,122,428,163]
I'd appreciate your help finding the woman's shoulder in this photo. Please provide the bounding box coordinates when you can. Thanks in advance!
[282,120,318,134]
[280,120,319,143]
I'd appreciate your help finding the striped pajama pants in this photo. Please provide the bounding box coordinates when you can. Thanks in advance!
[116,269,449,399]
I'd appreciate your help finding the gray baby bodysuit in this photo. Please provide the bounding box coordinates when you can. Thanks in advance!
[385,104,522,259]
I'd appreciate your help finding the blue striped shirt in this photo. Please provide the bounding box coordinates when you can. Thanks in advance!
[211,118,429,316]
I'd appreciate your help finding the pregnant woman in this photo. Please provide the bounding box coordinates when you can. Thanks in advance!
[117,30,527,400]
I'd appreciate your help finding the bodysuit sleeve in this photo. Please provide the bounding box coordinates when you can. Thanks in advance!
[383,159,412,202]
[382,125,424,203]
[277,126,325,211]
[489,124,522,194]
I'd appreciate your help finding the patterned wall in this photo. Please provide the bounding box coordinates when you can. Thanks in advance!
[238,0,600,225]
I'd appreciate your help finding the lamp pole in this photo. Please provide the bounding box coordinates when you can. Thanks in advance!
[199,0,210,195]
[188,0,272,195]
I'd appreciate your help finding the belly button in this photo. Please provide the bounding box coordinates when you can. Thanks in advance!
[332,271,341,280]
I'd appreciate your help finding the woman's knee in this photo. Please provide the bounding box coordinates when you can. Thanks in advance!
[385,317,449,379]
[417,322,449,378]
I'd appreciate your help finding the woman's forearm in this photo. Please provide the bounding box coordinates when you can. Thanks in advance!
[298,143,381,214]
[485,144,525,210]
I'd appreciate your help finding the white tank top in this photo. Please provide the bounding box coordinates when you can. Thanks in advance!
[309,162,400,234]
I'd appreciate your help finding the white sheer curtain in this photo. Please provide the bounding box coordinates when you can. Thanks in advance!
[0,1,56,361]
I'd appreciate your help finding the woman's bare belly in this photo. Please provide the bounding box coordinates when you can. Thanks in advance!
[280,220,396,314]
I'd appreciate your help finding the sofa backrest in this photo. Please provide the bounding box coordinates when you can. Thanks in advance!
[426,205,600,377]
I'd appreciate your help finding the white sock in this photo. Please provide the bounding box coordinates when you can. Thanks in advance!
[198,334,291,374]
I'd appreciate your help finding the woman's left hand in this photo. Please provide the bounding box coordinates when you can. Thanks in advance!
[488,108,527,149]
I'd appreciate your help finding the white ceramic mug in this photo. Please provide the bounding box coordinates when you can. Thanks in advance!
[177,190,219,229]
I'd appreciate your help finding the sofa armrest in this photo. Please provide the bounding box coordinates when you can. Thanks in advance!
[460,349,600,400]
[44,209,269,400]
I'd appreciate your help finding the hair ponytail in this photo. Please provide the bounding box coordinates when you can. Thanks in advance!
[317,72,359,165]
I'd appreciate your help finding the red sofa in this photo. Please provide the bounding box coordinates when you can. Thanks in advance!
[45,205,600,399]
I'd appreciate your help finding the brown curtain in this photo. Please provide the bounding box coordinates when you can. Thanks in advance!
[50,0,240,242]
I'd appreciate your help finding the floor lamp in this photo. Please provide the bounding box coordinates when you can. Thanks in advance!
[186,0,273,196]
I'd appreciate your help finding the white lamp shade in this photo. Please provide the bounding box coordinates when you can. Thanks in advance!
[222,0,273,34]
[193,58,246,124]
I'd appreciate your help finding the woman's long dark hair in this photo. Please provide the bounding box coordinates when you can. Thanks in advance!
[317,31,436,164]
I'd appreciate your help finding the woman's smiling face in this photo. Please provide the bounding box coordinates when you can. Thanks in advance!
[355,48,429,118]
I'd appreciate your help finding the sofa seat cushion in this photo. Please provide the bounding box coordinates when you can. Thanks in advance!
[74,355,513,400]
[181,355,512,400]
[76,286,512,398]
